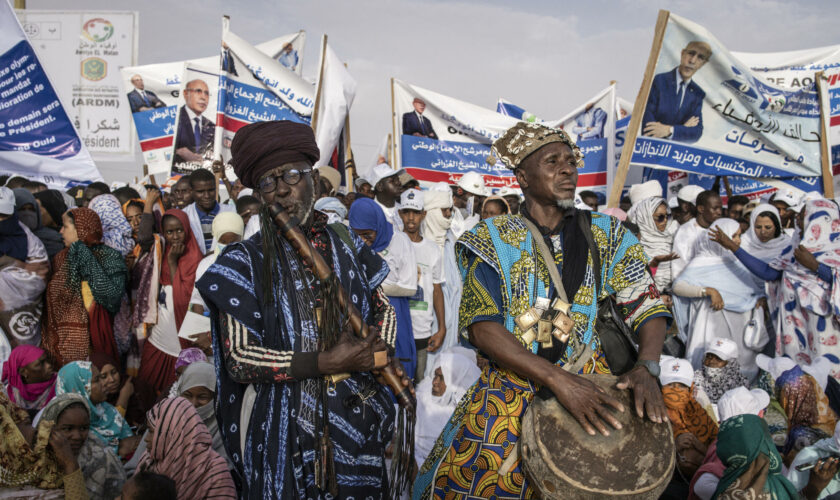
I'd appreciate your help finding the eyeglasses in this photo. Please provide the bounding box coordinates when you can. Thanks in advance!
[653,214,669,222]
[258,168,312,193]
[684,49,708,62]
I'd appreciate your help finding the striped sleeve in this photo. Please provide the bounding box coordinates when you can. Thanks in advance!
[371,287,397,350]
[220,313,319,382]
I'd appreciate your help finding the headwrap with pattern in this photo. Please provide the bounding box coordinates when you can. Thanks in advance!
[491,121,584,170]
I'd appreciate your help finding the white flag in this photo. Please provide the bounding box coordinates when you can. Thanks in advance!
[313,36,357,167]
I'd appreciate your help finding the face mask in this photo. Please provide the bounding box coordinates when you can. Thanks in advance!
[325,212,342,225]
[17,211,38,230]
[215,243,227,254]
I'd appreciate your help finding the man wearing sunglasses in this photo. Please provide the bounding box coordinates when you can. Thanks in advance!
[174,79,216,164]
[196,120,411,499]
[642,41,712,144]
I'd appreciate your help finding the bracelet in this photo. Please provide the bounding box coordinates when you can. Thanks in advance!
[701,287,706,297]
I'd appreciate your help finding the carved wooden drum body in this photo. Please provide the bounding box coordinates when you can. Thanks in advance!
[520,374,675,499]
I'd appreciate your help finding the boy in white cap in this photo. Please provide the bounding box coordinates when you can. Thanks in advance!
[659,357,719,481]
[398,189,446,382]
[368,162,406,229]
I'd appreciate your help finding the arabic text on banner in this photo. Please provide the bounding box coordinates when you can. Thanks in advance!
[120,32,305,176]
[212,22,314,171]
[16,11,137,158]
[820,70,840,194]
[393,79,520,189]
[631,13,823,189]
[0,1,102,186]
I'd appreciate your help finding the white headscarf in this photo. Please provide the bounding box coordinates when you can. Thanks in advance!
[628,197,678,289]
[740,203,790,261]
[422,189,454,248]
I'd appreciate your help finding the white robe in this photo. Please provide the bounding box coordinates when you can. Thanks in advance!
[671,218,705,280]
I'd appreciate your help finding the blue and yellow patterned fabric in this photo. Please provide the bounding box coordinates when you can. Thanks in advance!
[413,212,671,500]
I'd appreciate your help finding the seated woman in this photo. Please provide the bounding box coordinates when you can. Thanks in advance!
[712,199,840,371]
[2,345,56,418]
[39,392,127,499]
[659,357,719,482]
[673,218,764,379]
[689,386,770,500]
[137,397,236,499]
[137,209,203,397]
[90,352,145,428]
[415,347,481,468]
[55,361,139,458]
[43,207,127,365]
[713,413,797,499]
[754,354,796,449]
[777,365,838,465]
[787,421,840,500]
[692,339,749,413]
[0,390,85,498]
[175,361,232,468]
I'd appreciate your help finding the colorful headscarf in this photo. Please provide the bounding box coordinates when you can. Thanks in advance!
[693,357,749,404]
[174,347,207,372]
[55,361,133,453]
[0,391,62,489]
[1,345,56,411]
[776,365,838,453]
[89,194,135,257]
[159,209,204,330]
[39,393,127,499]
[662,383,718,446]
[348,197,394,252]
[137,397,236,499]
[713,414,797,500]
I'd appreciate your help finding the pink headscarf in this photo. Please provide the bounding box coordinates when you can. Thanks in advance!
[1,345,56,410]
[137,397,235,499]
[601,207,628,221]
[174,348,208,372]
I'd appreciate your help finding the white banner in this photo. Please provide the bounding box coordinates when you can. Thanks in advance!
[735,44,840,90]
[0,1,102,186]
[16,10,138,158]
[393,78,520,188]
[212,20,314,167]
[632,13,823,194]
[120,31,305,175]
[313,36,356,168]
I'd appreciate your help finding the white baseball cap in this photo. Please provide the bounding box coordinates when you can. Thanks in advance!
[706,338,738,361]
[659,357,694,387]
[399,189,424,211]
[368,163,405,190]
[771,188,800,208]
[756,354,796,380]
[677,185,705,205]
[0,187,15,215]
[498,186,521,198]
[668,197,680,209]
[717,387,770,422]
[629,180,663,206]
[457,172,487,196]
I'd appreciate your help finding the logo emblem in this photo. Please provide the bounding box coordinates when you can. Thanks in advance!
[82,18,114,43]
[81,57,107,81]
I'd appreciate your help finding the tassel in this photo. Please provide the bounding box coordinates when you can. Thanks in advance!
[388,405,416,498]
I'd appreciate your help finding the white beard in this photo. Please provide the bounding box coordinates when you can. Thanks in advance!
[556,198,575,209]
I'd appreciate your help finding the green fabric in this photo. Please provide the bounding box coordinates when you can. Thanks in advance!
[713,414,798,500]
[67,240,127,313]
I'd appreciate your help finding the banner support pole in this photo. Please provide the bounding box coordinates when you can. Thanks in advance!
[608,9,670,207]
[816,71,835,198]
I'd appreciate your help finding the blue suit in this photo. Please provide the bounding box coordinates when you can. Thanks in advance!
[402,111,438,139]
[173,106,215,163]
[572,107,607,140]
[643,68,705,143]
[127,88,165,113]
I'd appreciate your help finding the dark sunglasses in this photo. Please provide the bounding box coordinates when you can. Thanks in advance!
[653,214,669,223]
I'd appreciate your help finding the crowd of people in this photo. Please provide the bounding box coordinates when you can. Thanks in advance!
[0,118,839,499]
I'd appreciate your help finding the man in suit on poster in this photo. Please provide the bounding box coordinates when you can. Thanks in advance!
[642,41,712,144]
[127,74,166,113]
[402,98,438,139]
[174,79,215,164]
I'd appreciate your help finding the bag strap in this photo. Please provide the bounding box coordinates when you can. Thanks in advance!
[577,210,602,296]
[521,217,570,305]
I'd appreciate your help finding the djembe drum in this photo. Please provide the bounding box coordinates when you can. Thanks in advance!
[520,373,674,499]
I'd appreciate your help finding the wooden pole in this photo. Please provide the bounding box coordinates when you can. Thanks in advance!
[607,10,670,208]
[816,71,836,198]
[387,133,393,166]
[13,0,24,9]
[344,96,354,191]
[310,34,328,134]
[390,78,398,169]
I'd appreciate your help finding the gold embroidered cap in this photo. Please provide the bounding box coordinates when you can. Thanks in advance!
[491,122,584,170]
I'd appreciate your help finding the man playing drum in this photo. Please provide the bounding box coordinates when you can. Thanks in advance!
[414,122,673,499]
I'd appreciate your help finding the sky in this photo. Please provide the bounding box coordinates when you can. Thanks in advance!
[27,0,840,182]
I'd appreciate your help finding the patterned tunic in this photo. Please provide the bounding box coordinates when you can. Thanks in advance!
[415,212,670,499]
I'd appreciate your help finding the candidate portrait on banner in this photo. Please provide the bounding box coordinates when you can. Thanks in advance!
[173,78,215,164]
[642,40,712,144]
[402,97,438,139]
[127,73,166,113]
[572,103,607,140]
[277,42,299,71]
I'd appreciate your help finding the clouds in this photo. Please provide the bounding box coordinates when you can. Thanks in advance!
[28,0,839,180]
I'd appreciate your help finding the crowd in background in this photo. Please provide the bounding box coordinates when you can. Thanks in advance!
[1,159,839,499]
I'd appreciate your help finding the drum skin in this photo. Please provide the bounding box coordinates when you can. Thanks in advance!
[520,374,675,499]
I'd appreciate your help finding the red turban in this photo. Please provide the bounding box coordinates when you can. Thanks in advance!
[230,121,320,189]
